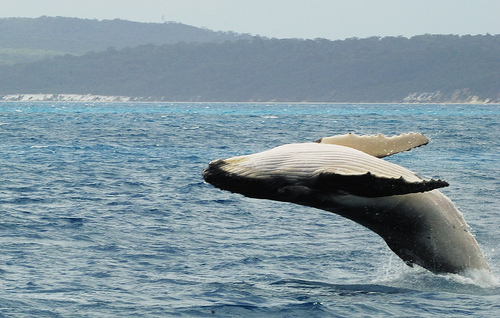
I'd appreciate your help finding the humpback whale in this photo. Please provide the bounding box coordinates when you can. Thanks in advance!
[202,133,490,274]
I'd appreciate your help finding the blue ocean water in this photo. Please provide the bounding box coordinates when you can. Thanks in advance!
[0,102,499,317]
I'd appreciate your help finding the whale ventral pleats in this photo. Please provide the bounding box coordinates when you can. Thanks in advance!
[203,141,448,198]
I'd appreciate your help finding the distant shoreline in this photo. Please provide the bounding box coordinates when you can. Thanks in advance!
[0,93,497,105]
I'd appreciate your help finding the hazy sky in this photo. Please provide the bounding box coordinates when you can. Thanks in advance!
[1,0,499,40]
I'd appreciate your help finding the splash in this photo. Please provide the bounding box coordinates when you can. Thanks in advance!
[458,268,499,288]
[376,262,499,293]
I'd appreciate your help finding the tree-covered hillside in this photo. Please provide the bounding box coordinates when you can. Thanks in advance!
[0,34,499,103]
[0,17,252,64]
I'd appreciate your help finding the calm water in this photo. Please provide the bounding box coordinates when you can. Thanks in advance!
[0,102,499,317]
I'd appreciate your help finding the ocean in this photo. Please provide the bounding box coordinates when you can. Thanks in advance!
[0,102,499,317]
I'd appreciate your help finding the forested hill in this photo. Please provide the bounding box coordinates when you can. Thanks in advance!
[0,34,499,103]
[0,17,252,65]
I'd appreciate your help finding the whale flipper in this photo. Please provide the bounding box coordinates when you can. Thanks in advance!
[316,132,429,158]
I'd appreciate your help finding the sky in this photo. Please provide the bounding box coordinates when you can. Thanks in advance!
[1,0,499,40]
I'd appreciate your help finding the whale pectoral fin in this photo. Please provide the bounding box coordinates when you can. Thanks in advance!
[279,185,329,205]
[316,132,429,158]
[307,172,449,198]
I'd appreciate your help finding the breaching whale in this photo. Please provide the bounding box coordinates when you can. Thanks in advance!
[202,133,490,274]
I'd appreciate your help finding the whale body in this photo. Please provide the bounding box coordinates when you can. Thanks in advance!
[202,133,490,274]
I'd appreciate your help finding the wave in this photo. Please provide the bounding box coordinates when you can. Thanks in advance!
[271,278,415,295]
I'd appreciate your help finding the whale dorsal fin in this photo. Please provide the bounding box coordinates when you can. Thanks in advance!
[315,132,429,158]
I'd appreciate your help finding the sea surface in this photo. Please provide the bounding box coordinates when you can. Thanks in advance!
[0,102,499,317]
